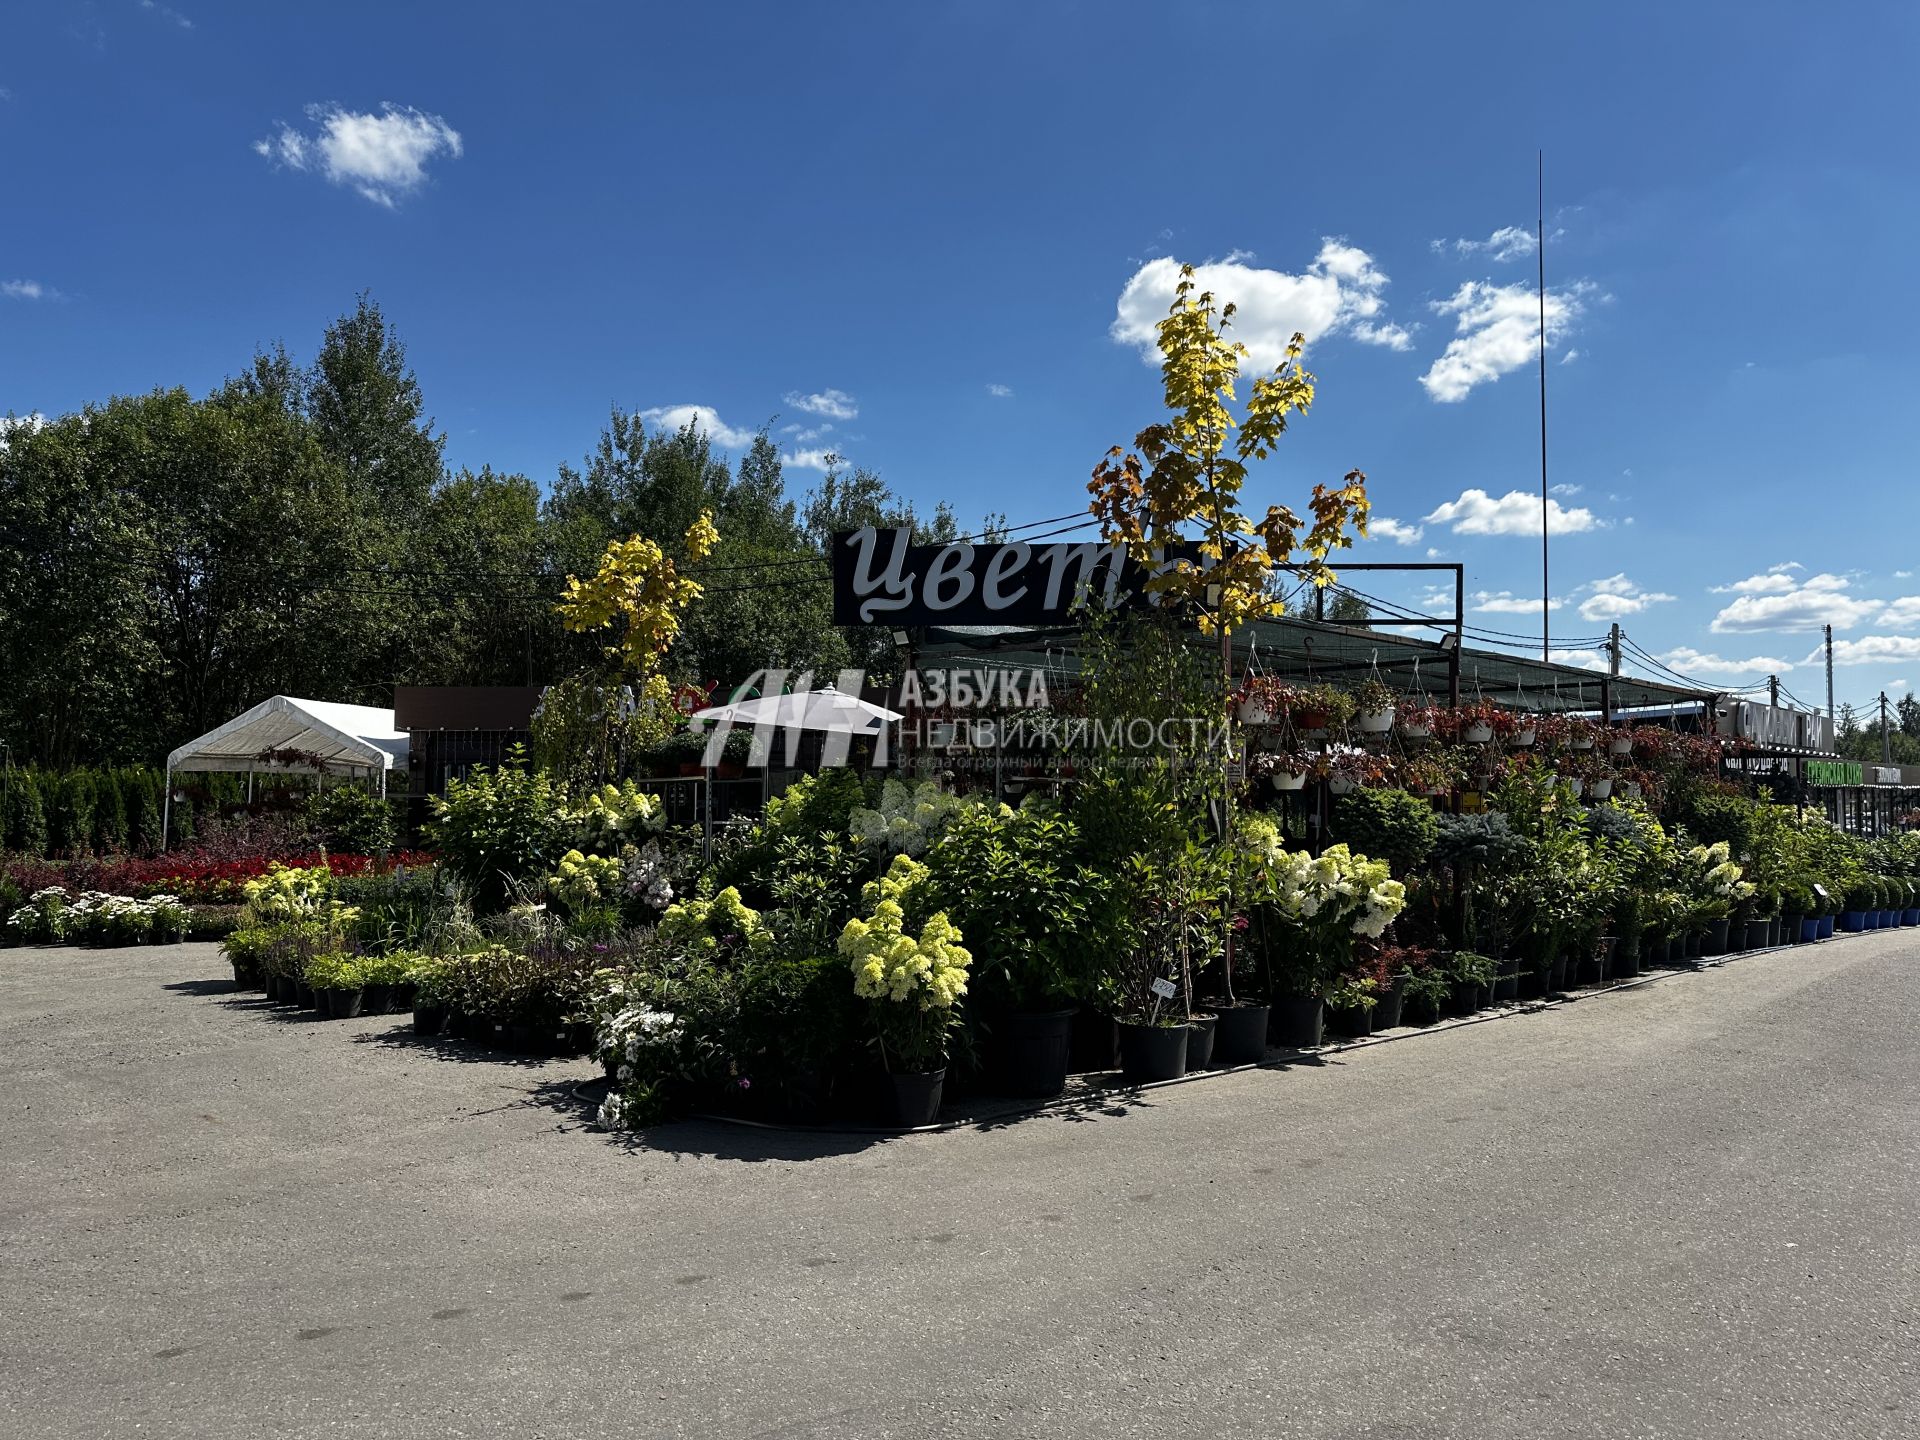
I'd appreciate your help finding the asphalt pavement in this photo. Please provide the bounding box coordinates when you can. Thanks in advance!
[2,934,1915,1439]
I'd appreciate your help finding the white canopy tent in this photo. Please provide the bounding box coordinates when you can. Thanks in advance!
[163,696,409,848]
[690,683,902,738]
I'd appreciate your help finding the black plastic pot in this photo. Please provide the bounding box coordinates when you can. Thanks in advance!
[230,961,260,992]
[1117,1021,1189,1084]
[362,983,392,1015]
[300,982,322,1012]
[1783,913,1806,945]
[1210,1004,1270,1065]
[327,987,364,1020]
[889,1068,946,1127]
[452,1009,485,1041]
[1742,918,1770,952]
[1324,1003,1372,1039]
[993,1008,1076,1098]
[413,1001,448,1036]
[263,973,284,1003]
[1070,1007,1120,1072]
[1702,918,1731,957]
[1269,994,1325,1050]
[1446,980,1487,1016]
[1613,936,1642,979]
[1684,931,1704,959]
[1184,1013,1218,1071]
[1491,958,1521,1004]
[1372,980,1406,1030]
[1402,991,1442,1027]
[1546,950,1569,993]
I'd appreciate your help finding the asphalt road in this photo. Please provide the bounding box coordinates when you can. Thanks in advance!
[2,936,1916,1440]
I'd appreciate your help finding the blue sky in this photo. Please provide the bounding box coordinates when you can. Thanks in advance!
[6,1,1919,716]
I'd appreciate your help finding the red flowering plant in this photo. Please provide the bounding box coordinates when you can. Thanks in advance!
[1395,699,1448,740]
[1452,699,1518,740]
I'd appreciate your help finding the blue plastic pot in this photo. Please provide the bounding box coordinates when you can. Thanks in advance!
[1906,908,1920,926]
[1800,917,1820,943]
[1843,911,1867,933]
[1820,915,1836,938]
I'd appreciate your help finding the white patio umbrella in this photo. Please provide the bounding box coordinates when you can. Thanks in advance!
[689,683,902,737]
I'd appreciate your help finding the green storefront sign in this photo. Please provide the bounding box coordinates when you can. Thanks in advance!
[1807,760,1863,787]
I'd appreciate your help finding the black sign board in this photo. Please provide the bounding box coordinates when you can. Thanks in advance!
[830,526,1200,627]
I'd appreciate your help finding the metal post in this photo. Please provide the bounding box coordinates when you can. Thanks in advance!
[160,766,172,854]
[1882,693,1893,766]
[1825,624,1835,718]
[1769,675,1779,709]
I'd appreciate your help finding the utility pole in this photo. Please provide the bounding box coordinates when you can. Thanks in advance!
[1538,149,1550,665]
[1768,674,1780,709]
[1882,692,1893,765]
[1607,623,1621,677]
[1825,624,1835,718]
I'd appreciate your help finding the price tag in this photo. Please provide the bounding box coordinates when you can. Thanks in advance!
[1812,884,1830,900]
[1150,978,1178,1000]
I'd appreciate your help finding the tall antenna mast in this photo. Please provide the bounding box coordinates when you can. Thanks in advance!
[1538,149,1550,664]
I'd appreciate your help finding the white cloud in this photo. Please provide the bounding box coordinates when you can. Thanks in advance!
[1424,487,1599,537]
[639,404,759,450]
[782,448,839,472]
[986,383,1014,399]
[1550,648,1610,673]
[1560,349,1580,366]
[1436,225,1538,262]
[1419,280,1589,402]
[783,388,857,421]
[1711,573,1881,633]
[1549,483,1582,497]
[2,279,47,300]
[1877,597,1920,629]
[1815,635,1920,667]
[1710,562,1804,596]
[1894,569,1913,580]
[1657,647,1795,679]
[1112,238,1412,368]
[140,0,193,28]
[1576,573,1674,623]
[1368,516,1424,546]
[254,102,462,207]
[1474,590,1563,615]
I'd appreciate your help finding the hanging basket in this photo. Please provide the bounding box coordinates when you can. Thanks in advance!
[1462,721,1494,745]
[1589,777,1615,799]
[1356,707,1395,734]
[1270,771,1309,792]
[1609,736,1633,756]
[1236,698,1272,725]
[1328,776,1356,795]
[1512,726,1537,747]
[1398,720,1432,740]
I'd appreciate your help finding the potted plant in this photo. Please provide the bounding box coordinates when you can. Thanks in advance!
[920,804,1111,1100]
[1397,700,1441,740]
[1280,681,1356,736]
[1323,974,1377,1038]
[1354,678,1397,735]
[1510,715,1540,747]
[1606,726,1634,757]
[1236,674,1288,725]
[1242,841,1406,1050]
[1566,716,1598,752]
[838,855,973,1126]
[1454,700,1513,746]
[1260,748,1317,793]
[1446,950,1495,1015]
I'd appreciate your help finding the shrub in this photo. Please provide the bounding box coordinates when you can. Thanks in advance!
[306,787,399,855]
[427,753,569,908]
[1333,788,1439,877]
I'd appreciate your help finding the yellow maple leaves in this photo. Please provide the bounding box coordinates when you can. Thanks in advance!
[556,511,719,673]
[1088,266,1370,635]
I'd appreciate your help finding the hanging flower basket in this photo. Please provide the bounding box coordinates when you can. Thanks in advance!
[1512,725,1538,747]
[1462,720,1494,745]
[1589,776,1614,799]
[1236,696,1272,725]
[1357,706,1395,734]
[1608,733,1633,756]
[1270,770,1309,792]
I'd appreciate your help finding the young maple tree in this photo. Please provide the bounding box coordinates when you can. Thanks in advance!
[556,510,720,713]
[1089,265,1370,635]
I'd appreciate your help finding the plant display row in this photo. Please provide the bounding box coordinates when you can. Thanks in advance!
[5,887,193,946]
